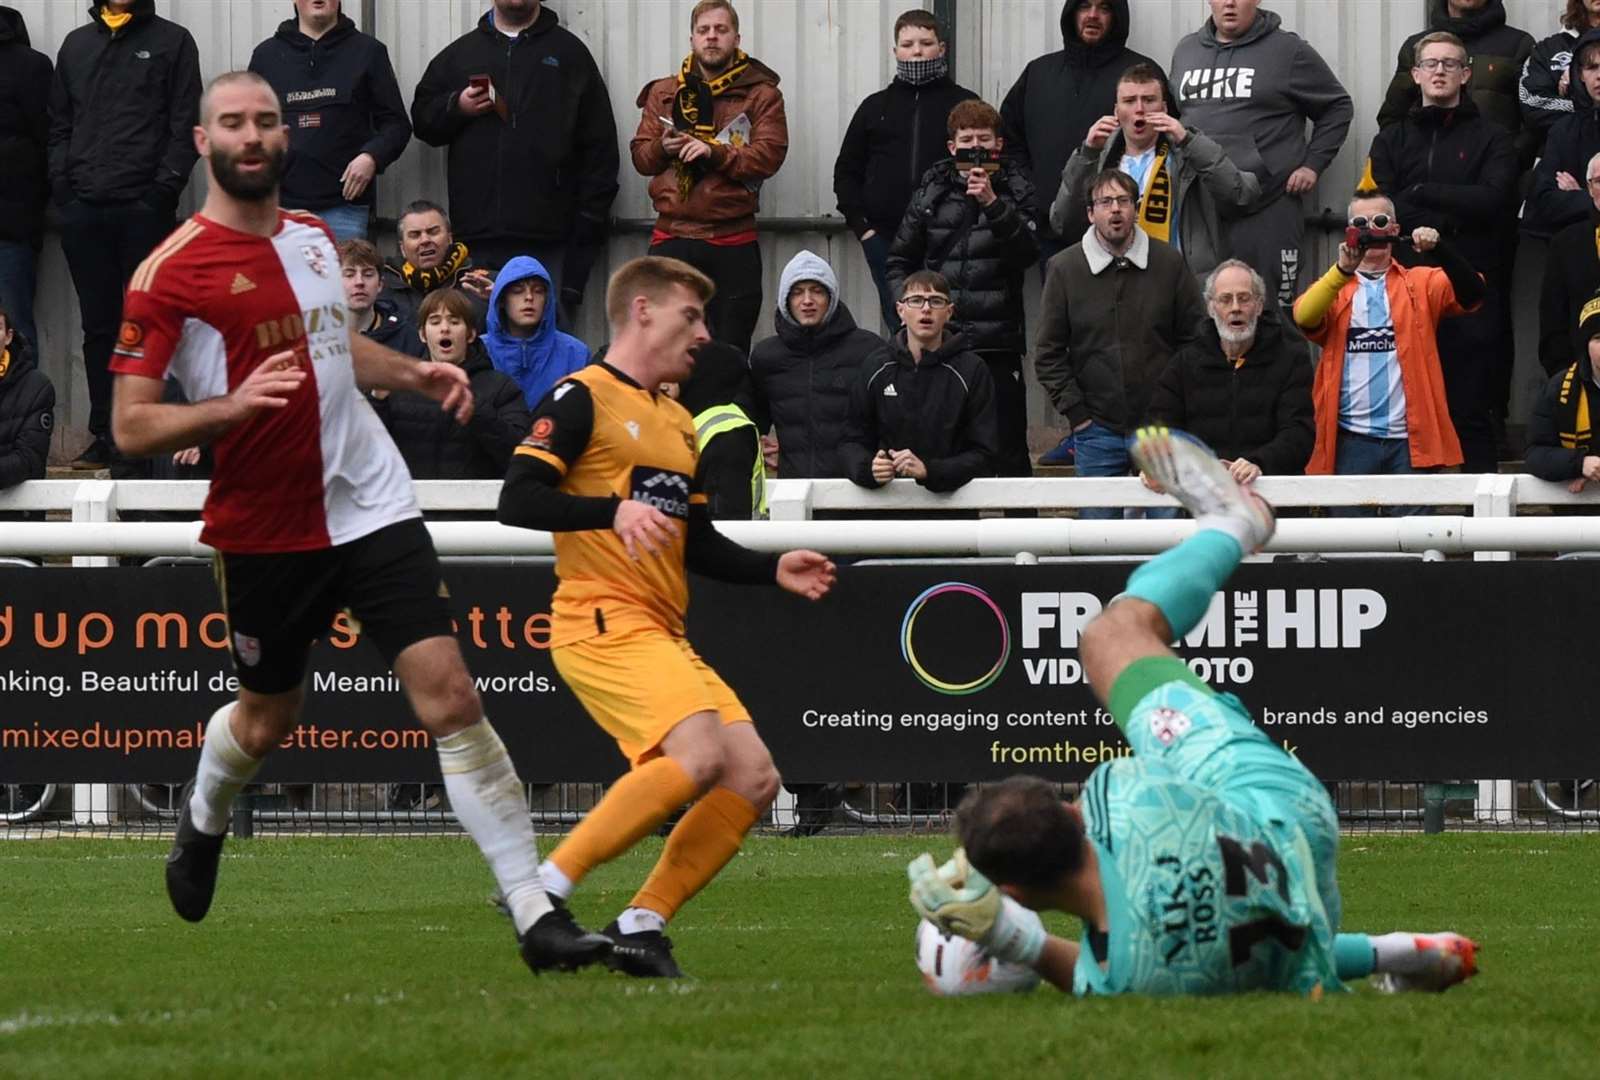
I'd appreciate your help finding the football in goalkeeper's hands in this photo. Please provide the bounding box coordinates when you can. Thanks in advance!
[914,918,1040,997]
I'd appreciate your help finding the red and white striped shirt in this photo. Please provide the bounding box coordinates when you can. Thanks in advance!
[112,210,419,553]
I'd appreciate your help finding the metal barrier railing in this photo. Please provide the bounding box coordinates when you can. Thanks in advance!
[5,780,1596,838]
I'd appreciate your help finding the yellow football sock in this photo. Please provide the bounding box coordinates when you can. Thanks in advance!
[630,787,760,921]
[547,756,699,885]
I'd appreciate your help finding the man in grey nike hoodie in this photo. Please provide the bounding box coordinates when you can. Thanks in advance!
[1169,0,1352,310]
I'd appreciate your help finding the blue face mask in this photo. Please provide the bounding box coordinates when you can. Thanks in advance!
[896,55,949,86]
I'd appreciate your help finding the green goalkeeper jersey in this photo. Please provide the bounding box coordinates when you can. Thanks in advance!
[1071,757,1341,997]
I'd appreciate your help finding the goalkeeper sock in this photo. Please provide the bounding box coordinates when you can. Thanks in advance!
[1371,931,1449,975]
[437,718,552,936]
[983,895,1047,967]
[190,703,260,836]
[1334,933,1376,979]
[1123,529,1242,640]
[546,756,700,888]
[629,787,760,921]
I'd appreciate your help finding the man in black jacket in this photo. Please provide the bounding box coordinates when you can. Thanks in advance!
[887,99,1037,477]
[0,6,51,357]
[339,238,424,359]
[0,297,53,492]
[248,0,410,242]
[1525,28,1600,239]
[749,250,885,480]
[1539,157,1600,375]
[833,8,976,332]
[1376,0,1535,166]
[1526,289,1600,486]
[842,271,997,493]
[1000,0,1163,268]
[1369,31,1519,473]
[1146,260,1313,485]
[49,0,200,470]
[411,0,619,318]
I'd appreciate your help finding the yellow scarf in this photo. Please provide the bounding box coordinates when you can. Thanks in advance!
[99,6,132,30]
[670,50,751,198]
[1557,362,1593,450]
[399,242,470,292]
[0,348,10,380]
[1135,141,1173,245]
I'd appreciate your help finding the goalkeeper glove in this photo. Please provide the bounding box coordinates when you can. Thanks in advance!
[908,849,1046,967]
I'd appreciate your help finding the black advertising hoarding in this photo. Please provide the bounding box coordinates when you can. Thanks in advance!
[0,562,1588,783]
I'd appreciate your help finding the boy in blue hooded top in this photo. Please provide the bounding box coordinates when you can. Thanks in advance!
[484,255,591,407]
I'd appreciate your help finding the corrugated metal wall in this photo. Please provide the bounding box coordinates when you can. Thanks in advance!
[14,0,1572,457]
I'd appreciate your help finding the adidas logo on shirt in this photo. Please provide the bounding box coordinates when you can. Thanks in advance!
[883,384,898,397]
[230,273,256,295]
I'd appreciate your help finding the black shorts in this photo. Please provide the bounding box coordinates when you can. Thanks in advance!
[213,517,455,695]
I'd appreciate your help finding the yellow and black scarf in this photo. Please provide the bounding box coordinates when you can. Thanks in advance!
[1555,361,1593,450]
[399,242,470,292]
[0,348,10,380]
[1135,141,1174,245]
[670,50,750,198]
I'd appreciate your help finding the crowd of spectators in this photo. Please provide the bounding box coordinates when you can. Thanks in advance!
[11,0,1600,510]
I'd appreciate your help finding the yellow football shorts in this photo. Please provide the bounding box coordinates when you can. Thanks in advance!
[553,628,751,766]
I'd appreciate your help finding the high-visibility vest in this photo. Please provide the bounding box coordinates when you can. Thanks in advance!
[692,403,767,519]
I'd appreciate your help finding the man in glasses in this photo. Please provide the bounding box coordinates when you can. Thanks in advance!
[1292,189,1486,506]
[1369,31,1517,474]
[1034,168,1206,518]
[1376,1,1534,167]
[841,270,998,492]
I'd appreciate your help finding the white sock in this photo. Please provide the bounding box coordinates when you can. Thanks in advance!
[190,703,261,836]
[1195,514,1254,553]
[437,718,552,935]
[617,906,667,935]
[1371,931,1439,974]
[539,859,574,901]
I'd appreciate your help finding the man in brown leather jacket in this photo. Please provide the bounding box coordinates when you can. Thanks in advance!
[630,0,788,355]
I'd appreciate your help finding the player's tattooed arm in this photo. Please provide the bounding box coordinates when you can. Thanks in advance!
[350,333,473,423]
[111,351,307,456]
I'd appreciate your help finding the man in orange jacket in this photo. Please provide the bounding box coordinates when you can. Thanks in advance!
[1292,189,1485,511]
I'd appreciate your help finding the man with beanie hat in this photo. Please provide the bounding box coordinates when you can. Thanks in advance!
[1527,289,1600,486]
[834,9,977,331]
[749,250,886,480]
[1001,1,1166,269]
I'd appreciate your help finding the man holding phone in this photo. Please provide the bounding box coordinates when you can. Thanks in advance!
[411,0,619,319]
[1049,63,1259,282]
[1292,189,1485,497]
[885,99,1038,477]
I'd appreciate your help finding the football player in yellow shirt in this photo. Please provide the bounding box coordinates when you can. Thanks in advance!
[499,256,835,977]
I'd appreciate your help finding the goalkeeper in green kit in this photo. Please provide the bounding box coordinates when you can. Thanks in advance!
[909,427,1480,997]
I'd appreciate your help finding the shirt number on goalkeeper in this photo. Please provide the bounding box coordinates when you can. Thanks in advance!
[1217,835,1308,965]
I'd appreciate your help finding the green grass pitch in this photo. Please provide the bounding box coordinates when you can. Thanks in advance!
[2,833,1596,1078]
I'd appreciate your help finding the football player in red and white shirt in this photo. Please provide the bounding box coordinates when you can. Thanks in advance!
[110,71,609,975]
